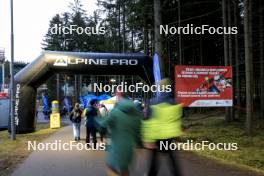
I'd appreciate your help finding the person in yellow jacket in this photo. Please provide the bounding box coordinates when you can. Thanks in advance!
[142,78,183,176]
[142,103,182,143]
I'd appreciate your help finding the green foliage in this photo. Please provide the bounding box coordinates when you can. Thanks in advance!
[42,14,64,51]
[180,115,264,173]
[41,0,155,53]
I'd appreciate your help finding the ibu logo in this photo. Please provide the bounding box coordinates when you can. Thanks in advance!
[53,56,69,66]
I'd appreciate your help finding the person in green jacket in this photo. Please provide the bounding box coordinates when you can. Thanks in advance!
[97,94,142,176]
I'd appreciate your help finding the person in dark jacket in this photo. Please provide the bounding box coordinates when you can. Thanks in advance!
[84,99,98,147]
[69,103,82,141]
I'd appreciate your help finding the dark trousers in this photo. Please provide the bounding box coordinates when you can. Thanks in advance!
[86,126,97,146]
[148,140,182,176]
[99,131,104,142]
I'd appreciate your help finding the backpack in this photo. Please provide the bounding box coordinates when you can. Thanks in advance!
[70,109,81,123]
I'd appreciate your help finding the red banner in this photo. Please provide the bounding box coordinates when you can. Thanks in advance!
[0,92,8,99]
[175,65,233,107]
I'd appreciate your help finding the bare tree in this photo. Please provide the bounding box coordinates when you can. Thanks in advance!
[259,0,264,118]
[154,0,165,77]
[222,0,232,122]
[234,0,241,119]
[228,0,234,121]
[122,1,126,53]
[244,0,253,135]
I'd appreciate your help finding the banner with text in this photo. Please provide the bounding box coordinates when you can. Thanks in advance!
[175,65,233,107]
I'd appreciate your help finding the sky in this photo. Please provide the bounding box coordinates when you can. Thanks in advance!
[0,0,97,62]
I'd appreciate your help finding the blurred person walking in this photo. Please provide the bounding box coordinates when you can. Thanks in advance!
[142,78,183,176]
[97,92,142,176]
[99,103,108,117]
[133,100,143,112]
[83,99,99,147]
[98,104,108,142]
[69,103,82,141]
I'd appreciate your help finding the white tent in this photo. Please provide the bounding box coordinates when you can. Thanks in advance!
[100,96,118,111]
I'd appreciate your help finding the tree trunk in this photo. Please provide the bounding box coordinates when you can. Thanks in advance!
[131,29,134,52]
[244,0,253,135]
[74,75,78,103]
[144,27,149,54]
[228,0,234,121]
[178,0,182,65]
[118,3,122,52]
[79,75,82,97]
[131,0,135,52]
[199,32,203,65]
[259,0,264,118]
[122,1,126,53]
[56,74,60,101]
[222,0,231,122]
[234,0,241,119]
[154,0,165,78]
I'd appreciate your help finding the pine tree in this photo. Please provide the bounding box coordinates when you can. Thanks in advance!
[61,12,72,51]
[42,14,64,51]
[67,0,90,51]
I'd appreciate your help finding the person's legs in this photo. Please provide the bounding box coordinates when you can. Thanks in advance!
[106,165,119,176]
[167,150,182,176]
[91,127,97,147]
[76,122,81,140]
[86,127,91,143]
[72,123,77,140]
[120,171,129,176]
[147,149,159,176]
[100,131,104,142]
[162,139,182,176]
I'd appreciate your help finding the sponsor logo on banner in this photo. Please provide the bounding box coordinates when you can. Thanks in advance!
[14,84,21,126]
[53,56,68,66]
[189,100,233,107]
[52,55,138,67]
[175,65,233,107]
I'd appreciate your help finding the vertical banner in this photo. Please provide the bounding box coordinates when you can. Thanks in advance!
[153,53,162,97]
[0,67,2,85]
[175,65,233,107]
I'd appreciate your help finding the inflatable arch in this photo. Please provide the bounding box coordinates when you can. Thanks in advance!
[12,51,154,133]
